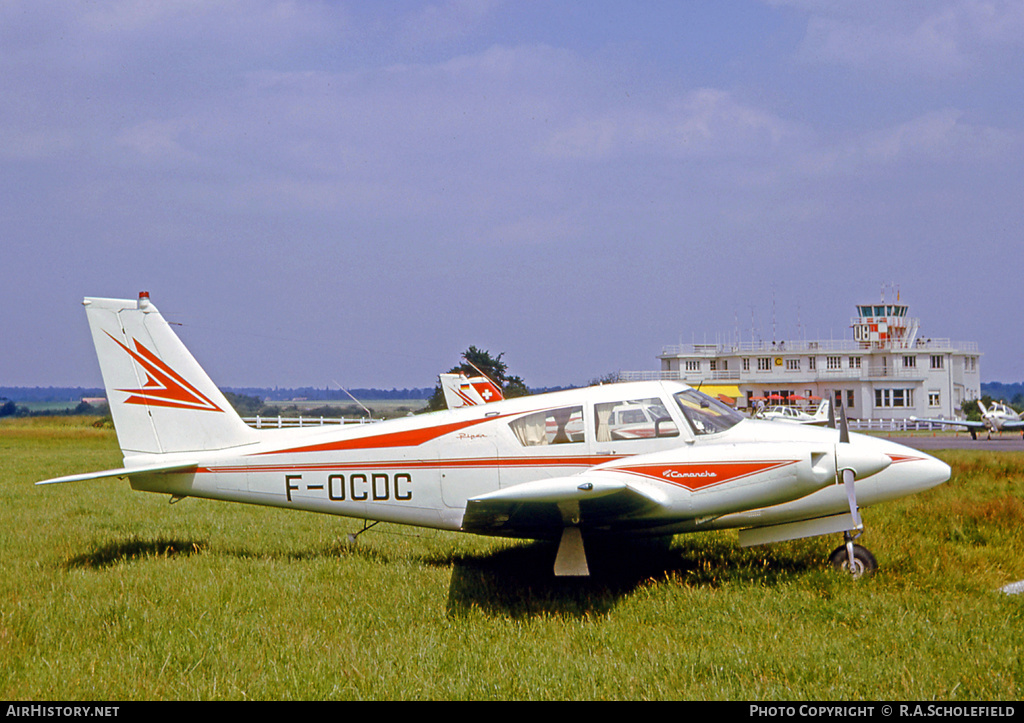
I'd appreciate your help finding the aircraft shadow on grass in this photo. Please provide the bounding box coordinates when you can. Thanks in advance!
[437,537,822,618]
[61,532,820,619]
[62,536,206,570]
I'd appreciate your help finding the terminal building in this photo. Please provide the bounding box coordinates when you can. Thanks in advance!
[620,298,981,422]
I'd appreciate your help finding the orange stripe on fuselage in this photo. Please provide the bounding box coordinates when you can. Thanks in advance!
[611,460,798,491]
[254,412,526,455]
[200,454,623,475]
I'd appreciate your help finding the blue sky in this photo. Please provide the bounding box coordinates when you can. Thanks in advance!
[2,1,1023,390]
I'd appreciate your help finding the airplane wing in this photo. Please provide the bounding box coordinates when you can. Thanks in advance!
[909,416,984,430]
[462,475,666,537]
[36,460,199,485]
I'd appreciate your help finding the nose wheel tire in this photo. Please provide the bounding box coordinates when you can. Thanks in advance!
[829,543,877,578]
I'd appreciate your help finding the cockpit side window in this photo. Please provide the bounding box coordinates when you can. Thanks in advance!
[509,406,585,446]
[594,397,677,442]
[673,390,743,436]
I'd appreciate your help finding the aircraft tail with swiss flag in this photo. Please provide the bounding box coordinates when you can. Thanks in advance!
[439,372,504,409]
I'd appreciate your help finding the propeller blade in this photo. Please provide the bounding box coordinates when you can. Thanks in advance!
[844,467,862,528]
[835,403,861,528]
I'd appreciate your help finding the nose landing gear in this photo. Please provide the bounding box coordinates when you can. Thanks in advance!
[829,531,878,578]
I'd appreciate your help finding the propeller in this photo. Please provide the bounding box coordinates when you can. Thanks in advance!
[837,403,862,529]
[833,402,866,575]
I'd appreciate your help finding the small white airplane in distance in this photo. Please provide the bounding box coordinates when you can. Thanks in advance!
[912,401,1024,440]
[38,293,951,578]
[439,372,504,409]
[757,400,831,426]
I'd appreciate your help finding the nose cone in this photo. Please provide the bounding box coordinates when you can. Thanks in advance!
[896,449,951,494]
[870,437,951,499]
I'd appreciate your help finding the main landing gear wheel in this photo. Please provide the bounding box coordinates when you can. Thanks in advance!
[829,543,877,579]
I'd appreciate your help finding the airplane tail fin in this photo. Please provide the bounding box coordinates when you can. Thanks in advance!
[812,399,830,421]
[83,293,259,456]
[439,372,504,409]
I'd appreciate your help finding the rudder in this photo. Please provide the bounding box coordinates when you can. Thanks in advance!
[84,293,259,455]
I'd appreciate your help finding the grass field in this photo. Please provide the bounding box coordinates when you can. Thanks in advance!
[1,417,1021,700]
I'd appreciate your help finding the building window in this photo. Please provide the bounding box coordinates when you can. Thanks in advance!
[847,390,855,409]
[743,358,750,372]
[931,355,944,370]
[928,392,941,407]
[684,360,701,373]
[849,356,862,369]
[875,389,914,408]
[827,356,841,370]
[808,357,816,370]
[757,357,771,371]
[903,356,916,368]
[786,358,800,371]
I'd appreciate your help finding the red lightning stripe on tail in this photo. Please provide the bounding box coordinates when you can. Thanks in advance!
[105,332,224,413]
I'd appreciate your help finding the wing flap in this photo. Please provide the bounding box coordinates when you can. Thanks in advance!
[462,474,666,536]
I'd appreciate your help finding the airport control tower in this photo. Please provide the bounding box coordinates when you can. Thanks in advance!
[624,293,981,422]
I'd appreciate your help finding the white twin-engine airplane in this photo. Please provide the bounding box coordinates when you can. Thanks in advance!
[912,401,1024,440]
[38,293,951,578]
[756,400,831,426]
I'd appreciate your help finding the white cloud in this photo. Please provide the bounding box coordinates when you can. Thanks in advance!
[797,109,1020,177]
[542,89,800,161]
[772,0,1024,79]
[400,0,505,47]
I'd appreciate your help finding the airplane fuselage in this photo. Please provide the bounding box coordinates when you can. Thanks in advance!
[123,381,948,540]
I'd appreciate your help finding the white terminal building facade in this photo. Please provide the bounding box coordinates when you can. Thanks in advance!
[621,299,981,422]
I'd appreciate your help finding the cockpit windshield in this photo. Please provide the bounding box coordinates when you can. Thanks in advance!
[673,389,744,436]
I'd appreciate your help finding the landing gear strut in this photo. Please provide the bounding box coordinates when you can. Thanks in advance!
[829,531,877,578]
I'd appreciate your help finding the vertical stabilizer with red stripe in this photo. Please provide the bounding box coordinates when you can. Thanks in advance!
[84,293,259,456]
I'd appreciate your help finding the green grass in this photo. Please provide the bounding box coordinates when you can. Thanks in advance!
[1,418,1021,700]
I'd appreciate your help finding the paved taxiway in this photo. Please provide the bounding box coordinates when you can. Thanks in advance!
[867,434,1024,451]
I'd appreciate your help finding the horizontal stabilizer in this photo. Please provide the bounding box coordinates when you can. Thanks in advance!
[36,460,199,486]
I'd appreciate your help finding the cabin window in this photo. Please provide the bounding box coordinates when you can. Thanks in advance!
[509,406,584,446]
[594,398,677,442]
[673,389,743,436]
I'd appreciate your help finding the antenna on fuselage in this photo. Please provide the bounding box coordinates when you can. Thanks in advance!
[332,380,374,420]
